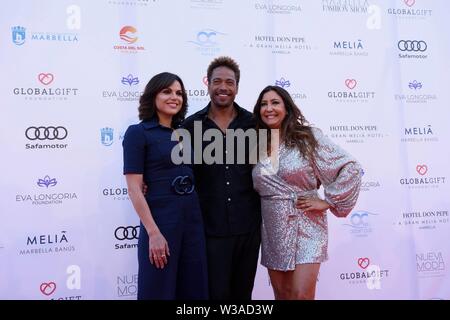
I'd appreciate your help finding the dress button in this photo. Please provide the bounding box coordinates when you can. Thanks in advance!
[227,198,231,202]
[226,166,229,170]
[226,181,230,185]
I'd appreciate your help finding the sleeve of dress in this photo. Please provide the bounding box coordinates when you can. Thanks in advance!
[122,124,146,174]
[311,127,362,218]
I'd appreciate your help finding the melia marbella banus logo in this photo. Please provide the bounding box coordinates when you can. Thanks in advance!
[330,39,368,57]
[19,230,75,255]
[401,124,438,143]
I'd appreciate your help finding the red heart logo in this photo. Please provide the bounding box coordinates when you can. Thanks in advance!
[40,282,56,296]
[202,76,208,86]
[345,79,357,90]
[416,164,428,176]
[38,73,54,85]
[357,257,370,269]
[404,0,415,7]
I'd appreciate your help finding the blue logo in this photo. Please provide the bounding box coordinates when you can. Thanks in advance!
[121,74,139,86]
[189,29,225,47]
[101,127,114,146]
[343,210,378,237]
[275,77,291,88]
[37,175,57,188]
[12,26,26,45]
[408,80,422,90]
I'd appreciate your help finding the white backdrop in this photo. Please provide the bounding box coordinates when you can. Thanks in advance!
[1,0,449,300]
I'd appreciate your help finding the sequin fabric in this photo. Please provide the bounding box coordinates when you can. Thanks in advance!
[252,128,362,271]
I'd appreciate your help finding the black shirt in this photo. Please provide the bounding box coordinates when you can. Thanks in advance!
[182,102,261,237]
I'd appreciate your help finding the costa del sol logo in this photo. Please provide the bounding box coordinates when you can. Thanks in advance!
[113,26,145,53]
[328,78,375,104]
[400,164,446,189]
[387,0,432,19]
[13,73,79,101]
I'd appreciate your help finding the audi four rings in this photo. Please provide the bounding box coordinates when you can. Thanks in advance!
[25,126,68,140]
[397,40,427,52]
[115,226,139,240]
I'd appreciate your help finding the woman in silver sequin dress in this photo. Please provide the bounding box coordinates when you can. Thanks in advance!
[252,86,362,300]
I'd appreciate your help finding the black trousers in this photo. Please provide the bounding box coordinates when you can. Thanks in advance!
[206,228,261,300]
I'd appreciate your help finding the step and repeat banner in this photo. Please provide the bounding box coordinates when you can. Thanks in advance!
[1,0,449,300]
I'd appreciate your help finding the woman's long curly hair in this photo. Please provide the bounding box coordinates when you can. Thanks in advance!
[253,85,318,162]
[138,72,188,127]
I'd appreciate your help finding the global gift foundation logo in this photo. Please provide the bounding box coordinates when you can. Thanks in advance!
[40,281,57,296]
[342,210,378,237]
[16,176,78,206]
[339,257,390,289]
[394,80,437,104]
[330,39,368,57]
[19,230,75,256]
[102,186,129,201]
[387,0,432,19]
[113,26,145,53]
[396,209,449,230]
[400,164,446,190]
[397,40,428,59]
[39,265,82,300]
[401,124,438,143]
[13,73,79,101]
[186,76,210,107]
[246,34,313,55]
[328,124,386,144]
[328,79,375,104]
[102,75,142,101]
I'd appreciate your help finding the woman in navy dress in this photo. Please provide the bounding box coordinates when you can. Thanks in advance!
[123,72,208,300]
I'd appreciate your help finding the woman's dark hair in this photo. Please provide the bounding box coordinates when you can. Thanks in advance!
[138,72,188,127]
[253,85,318,162]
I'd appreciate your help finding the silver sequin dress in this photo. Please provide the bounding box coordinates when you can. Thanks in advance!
[252,128,362,271]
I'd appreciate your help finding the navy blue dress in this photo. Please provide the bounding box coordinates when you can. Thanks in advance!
[123,118,208,300]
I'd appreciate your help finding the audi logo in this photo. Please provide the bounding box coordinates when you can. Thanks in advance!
[114,226,139,240]
[397,40,427,52]
[25,126,68,141]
